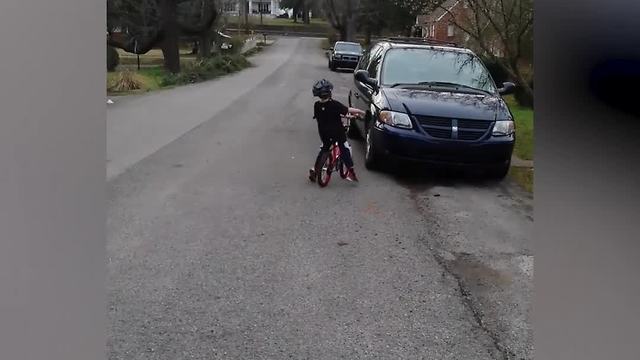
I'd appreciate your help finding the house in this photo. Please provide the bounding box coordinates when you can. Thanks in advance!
[416,0,505,57]
[416,0,468,44]
[222,0,283,17]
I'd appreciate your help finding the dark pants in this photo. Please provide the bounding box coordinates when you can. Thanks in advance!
[314,133,354,169]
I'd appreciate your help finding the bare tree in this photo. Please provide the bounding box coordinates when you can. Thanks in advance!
[108,0,219,73]
[323,0,360,41]
[440,0,533,105]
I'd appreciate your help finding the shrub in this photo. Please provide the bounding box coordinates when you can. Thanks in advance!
[327,32,339,48]
[221,36,246,55]
[160,54,251,86]
[108,69,143,92]
[481,56,510,85]
[107,46,120,72]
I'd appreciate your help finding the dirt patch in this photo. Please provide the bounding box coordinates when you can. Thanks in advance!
[447,253,512,290]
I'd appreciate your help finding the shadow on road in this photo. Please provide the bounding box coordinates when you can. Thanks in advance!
[385,163,505,194]
[331,69,356,74]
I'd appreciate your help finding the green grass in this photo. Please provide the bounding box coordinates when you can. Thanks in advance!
[223,15,328,27]
[109,54,252,95]
[509,166,533,193]
[505,95,534,161]
[503,94,533,192]
[107,67,164,94]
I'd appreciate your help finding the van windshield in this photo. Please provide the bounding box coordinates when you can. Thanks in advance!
[381,48,497,93]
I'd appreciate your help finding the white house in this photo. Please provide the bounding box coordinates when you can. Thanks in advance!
[222,0,283,17]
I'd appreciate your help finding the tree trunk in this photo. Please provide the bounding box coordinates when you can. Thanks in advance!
[364,27,372,46]
[302,1,310,24]
[345,15,356,42]
[198,33,211,58]
[160,0,180,73]
[339,26,347,41]
[292,5,299,23]
[513,73,534,107]
[244,0,249,33]
[161,38,180,73]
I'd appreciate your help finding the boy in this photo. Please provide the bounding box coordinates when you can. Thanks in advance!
[309,79,366,182]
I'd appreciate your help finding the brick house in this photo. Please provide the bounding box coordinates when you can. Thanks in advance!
[416,0,505,57]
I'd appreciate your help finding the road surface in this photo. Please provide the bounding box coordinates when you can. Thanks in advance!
[108,37,533,359]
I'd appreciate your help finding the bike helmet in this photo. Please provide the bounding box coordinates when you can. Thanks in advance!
[312,79,334,98]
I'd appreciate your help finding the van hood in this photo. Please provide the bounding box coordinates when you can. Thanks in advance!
[381,87,511,121]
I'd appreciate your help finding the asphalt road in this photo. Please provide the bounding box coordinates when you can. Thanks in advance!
[108,37,533,359]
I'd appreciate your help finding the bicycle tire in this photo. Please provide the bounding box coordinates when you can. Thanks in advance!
[338,159,348,179]
[316,151,333,187]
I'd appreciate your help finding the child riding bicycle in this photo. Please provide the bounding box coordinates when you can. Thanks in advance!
[308,79,365,183]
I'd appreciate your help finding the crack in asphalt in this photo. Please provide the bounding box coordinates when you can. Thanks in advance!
[430,250,519,360]
[407,186,520,360]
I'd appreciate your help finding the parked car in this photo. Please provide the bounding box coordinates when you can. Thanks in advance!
[348,39,516,179]
[328,41,363,71]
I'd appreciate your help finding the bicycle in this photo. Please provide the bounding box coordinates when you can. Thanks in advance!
[314,114,354,188]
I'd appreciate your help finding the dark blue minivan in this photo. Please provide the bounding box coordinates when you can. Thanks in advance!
[348,39,517,178]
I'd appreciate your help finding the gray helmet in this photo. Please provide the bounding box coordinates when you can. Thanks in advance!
[312,79,333,97]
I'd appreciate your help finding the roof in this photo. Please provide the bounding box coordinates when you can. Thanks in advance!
[422,0,460,23]
[389,43,473,54]
[378,37,467,50]
[374,39,474,55]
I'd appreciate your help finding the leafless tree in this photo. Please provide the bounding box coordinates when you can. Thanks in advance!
[440,0,533,105]
[323,0,361,41]
[108,0,219,73]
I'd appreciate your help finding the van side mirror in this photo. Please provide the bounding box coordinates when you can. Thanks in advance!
[499,82,516,95]
[355,69,379,91]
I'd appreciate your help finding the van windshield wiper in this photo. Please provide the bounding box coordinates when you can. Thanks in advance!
[417,81,492,94]
[389,81,492,94]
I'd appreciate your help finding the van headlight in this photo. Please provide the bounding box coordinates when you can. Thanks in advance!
[379,111,413,129]
[492,120,515,136]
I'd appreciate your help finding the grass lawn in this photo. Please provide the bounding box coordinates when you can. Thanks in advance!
[108,44,264,95]
[503,95,534,192]
[509,167,534,193]
[117,49,197,67]
[107,66,165,94]
[504,95,534,161]
[223,15,328,27]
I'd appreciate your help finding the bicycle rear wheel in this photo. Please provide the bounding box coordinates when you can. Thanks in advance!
[338,159,348,179]
[316,152,333,187]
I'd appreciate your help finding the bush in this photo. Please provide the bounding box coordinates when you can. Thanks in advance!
[481,56,510,85]
[327,32,339,48]
[160,54,251,86]
[108,69,143,92]
[107,46,120,72]
[221,36,246,55]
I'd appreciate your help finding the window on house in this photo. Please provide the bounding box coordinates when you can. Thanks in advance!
[223,1,235,12]
[258,2,270,13]
[447,24,455,37]
[431,25,435,37]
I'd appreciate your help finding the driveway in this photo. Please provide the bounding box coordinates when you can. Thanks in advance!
[107,37,532,359]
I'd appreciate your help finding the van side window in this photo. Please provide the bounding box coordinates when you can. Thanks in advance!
[367,45,384,78]
[357,48,370,71]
